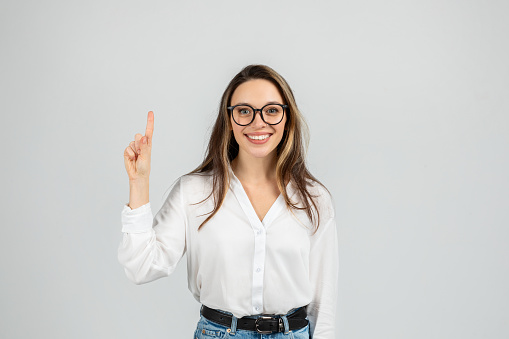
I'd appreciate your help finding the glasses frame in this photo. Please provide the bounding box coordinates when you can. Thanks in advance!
[227,103,288,126]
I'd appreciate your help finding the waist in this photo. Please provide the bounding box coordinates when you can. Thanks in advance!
[200,304,309,334]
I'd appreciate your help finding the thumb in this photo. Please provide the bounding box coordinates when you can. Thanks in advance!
[140,136,151,156]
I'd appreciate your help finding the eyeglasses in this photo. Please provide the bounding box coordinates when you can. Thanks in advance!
[227,103,288,126]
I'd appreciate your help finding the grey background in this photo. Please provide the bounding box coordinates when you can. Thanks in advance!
[1,0,508,338]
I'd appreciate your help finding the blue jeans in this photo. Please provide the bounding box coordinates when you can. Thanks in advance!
[193,305,310,339]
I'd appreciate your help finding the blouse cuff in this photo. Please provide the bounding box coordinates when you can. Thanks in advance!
[121,202,153,233]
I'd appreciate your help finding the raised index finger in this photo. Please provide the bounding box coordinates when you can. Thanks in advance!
[145,111,154,143]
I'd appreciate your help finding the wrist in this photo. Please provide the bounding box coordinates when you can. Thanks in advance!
[128,178,150,210]
[129,177,149,186]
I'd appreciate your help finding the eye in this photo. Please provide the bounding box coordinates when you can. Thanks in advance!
[264,106,282,115]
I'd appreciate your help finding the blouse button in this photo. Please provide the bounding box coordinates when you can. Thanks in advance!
[256,268,261,272]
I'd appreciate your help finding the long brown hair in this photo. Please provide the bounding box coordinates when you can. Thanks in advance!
[187,64,328,234]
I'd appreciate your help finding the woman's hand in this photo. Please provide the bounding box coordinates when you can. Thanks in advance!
[124,111,154,182]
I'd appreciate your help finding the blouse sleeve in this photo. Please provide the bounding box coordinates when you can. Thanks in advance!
[306,207,339,338]
[117,177,187,285]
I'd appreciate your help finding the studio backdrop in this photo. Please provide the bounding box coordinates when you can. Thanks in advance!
[1,0,508,338]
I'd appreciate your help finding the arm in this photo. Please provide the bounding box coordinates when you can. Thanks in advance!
[306,215,339,339]
[117,177,187,285]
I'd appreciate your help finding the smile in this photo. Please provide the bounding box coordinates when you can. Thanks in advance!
[246,134,271,140]
[245,133,272,144]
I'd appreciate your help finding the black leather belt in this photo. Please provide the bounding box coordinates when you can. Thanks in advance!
[201,305,308,334]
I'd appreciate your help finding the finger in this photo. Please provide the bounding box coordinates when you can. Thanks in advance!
[140,135,150,153]
[145,111,154,146]
[124,146,136,161]
[129,141,136,154]
[137,135,151,159]
[134,133,143,154]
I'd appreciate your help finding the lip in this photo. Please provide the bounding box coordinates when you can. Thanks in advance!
[246,132,273,136]
[245,133,272,144]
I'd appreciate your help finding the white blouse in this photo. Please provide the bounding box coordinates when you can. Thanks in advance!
[118,166,339,338]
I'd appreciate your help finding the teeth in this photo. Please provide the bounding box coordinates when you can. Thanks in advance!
[247,134,270,140]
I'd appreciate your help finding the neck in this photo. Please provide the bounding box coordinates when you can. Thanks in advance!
[231,151,278,185]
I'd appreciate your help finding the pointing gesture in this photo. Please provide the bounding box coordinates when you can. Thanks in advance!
[124,111,154,181]
[144,110,154,148]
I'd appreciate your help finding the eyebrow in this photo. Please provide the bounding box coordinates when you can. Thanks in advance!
[232,101,284,107]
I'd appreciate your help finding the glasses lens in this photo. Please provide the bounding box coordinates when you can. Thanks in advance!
[233,106,254,125]
[262,105,284,124]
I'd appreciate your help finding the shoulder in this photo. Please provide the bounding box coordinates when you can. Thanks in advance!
[176,171,214,203]
[287,178,335,233]
[180,171,213,186]
[304,178,335,221]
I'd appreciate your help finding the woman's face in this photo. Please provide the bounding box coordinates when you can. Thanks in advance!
[230,79,287,161]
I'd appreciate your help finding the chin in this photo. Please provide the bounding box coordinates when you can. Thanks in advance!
[243,147,278,159]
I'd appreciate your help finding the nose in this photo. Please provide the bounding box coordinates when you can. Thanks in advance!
[251,110,267,127]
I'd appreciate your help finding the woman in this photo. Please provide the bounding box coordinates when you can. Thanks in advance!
[119,65,339,338]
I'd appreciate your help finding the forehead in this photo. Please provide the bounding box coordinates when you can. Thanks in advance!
[231,79,284,106]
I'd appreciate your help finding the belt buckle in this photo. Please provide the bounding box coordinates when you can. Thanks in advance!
[255,316,282,334]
